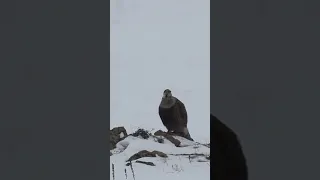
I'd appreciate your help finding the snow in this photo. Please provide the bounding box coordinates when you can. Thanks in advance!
[110,0,210,143]
[110,1,210,177]
[111,135,210,180]
[120,132,125,138]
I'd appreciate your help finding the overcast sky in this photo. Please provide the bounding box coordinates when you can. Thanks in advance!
[110,0,210,142]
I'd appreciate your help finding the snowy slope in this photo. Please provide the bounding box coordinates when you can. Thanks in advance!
[110,0,210,143]
[111,134,210,180]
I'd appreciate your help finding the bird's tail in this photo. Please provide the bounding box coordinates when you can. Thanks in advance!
[183,127,194,141]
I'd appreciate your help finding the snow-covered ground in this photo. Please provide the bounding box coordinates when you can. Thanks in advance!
[111,134,210,180]
[110,0,210,143]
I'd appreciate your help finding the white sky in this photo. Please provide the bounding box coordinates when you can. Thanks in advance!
[110,0,210,143]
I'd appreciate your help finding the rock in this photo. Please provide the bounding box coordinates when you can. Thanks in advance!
[127,150,168,162]
[110,126,128,150]
[157,137,164,143]
[197,159,209,162]
[154,130,181,147]
[172,131,194,141]
[132,128,150,139]
[135,160,156,166]
[152,150,167,158]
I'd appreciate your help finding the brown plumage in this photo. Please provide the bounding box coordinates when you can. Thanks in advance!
[158,89,193,141]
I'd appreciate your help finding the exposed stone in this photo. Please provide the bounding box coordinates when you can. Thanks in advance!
[131,128,151,139]
[154,130,181,147]
[127,150,168,162]
[110,126,128,150]
[157,137,164,143]
[135,160,156,166]
[152,150,167,158]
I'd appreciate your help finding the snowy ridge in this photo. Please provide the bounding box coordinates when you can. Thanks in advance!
[110,133,210,180]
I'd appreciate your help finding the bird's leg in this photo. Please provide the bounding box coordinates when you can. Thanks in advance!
[166,129,173,135]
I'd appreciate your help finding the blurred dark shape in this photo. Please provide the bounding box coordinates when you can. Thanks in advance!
[211,114,248,180]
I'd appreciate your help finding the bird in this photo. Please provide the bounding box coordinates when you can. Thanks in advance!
[158,89,193,141]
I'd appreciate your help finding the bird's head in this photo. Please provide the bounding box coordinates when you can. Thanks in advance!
[162,89,172,99]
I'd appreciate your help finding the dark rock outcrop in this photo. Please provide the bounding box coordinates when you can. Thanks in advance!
[110,126,128,150]
[131,128,151,139]
[154,130,181,147]
[127,150,168,162]
[135,160,155,166]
